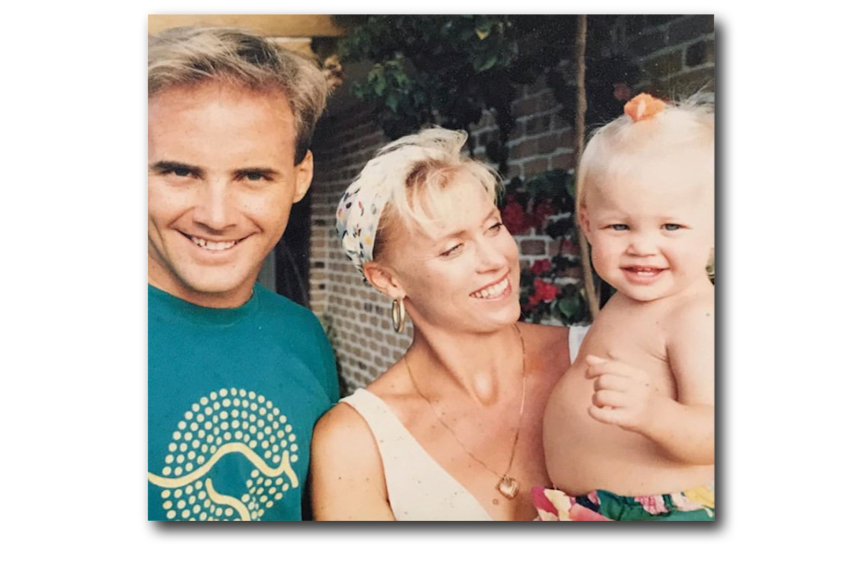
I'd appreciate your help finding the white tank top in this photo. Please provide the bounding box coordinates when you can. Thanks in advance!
[339,325,588,521]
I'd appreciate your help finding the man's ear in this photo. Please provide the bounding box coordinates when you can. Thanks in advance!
[363,261,405,301]
[292,150,314,204]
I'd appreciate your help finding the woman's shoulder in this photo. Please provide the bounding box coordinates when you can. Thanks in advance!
[313,401,372,447]
[310,394,392,519]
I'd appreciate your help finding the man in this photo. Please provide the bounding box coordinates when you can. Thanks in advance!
[147,27,338,521]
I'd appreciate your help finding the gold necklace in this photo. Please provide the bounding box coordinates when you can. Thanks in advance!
[403,324,527,500]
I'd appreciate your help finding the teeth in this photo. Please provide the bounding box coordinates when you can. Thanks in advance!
[191,236,238,251]
[628,268,661,276]
[471,278,509,299]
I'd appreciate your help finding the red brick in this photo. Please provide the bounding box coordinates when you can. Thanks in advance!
[512,138,539,159]
[511,121,527,139]
[538,133,559,154]
[520,240,546,256]
[549,238,580,256]
[523,157,549,176]
[538,90,558,112]
[551,153,574,170]
[558,129,575,150]
[512,97,538,117]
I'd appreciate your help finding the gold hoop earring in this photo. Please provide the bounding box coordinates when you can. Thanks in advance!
[391,298,405,334]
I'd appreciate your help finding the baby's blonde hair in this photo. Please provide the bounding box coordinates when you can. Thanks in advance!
[577,94,716,276]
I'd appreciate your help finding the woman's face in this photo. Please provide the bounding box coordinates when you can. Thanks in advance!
[380,174,521,334]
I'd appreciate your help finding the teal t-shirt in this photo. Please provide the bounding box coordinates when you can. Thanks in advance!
[148,284,339,521]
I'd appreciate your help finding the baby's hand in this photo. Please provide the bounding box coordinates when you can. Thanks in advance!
[584,354,659,434]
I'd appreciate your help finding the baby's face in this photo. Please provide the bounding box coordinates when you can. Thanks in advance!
[581,151,714,302]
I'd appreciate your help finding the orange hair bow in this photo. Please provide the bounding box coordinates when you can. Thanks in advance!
[624,93,666,122]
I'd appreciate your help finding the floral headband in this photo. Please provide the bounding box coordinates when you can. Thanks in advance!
[335,159,388,276]
[335,128,468,276]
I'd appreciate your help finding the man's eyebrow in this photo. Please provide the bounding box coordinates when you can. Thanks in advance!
[233,167,281,178]
[149,161,202,177]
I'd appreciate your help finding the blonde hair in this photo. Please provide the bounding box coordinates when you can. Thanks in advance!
[351,128,500,260]
[577,94,715,212]
[148,27,328,164]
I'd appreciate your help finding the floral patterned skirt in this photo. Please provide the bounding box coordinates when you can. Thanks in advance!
[531,483,715,521]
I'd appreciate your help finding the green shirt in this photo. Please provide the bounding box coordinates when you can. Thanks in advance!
[148,284,338,521]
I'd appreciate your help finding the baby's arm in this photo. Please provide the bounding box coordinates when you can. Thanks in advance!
[586,304,714,464]
[659,302,714,463]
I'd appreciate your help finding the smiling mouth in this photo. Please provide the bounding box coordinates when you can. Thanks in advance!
[183,233,244,252]
[470,277,511,299]
[623,266,665,276]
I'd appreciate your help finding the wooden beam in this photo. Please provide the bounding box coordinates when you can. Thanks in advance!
[148,15,344,37]
[271,38,314,57]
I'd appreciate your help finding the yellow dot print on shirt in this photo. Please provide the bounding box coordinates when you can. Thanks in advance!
[149,387,301,521]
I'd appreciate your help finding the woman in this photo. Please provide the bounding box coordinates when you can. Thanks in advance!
[310,128,586,520]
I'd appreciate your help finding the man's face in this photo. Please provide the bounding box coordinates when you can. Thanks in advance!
[148,82,312,308]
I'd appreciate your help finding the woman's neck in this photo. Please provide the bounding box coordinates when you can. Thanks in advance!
[405,323,523,407]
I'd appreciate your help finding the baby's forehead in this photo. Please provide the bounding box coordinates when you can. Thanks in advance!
[599,146,711,191]
[614,169,711,195]
[587,171,713,218]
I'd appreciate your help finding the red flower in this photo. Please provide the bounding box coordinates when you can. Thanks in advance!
[501,199,530,235]
[530,259,552,275]
[533,278,560,302]
[532,200,555,231]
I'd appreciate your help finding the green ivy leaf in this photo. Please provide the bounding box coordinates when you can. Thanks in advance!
[476,55,498,72]
[385,93,399,112]
[373,76,386,96]
[557,297,584,322]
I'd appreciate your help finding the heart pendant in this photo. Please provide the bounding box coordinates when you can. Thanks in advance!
[496,475,520,499]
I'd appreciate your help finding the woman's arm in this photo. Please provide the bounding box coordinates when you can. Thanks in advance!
[309,403,396,521]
